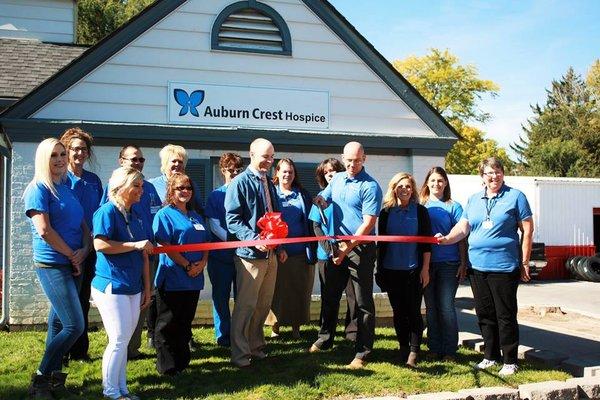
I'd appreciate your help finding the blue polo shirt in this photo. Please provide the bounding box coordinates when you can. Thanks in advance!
[24,181,84,265]
[319,168,382,235]
[277,187,308,256]
[382,203,419,270]
[462,184,532,272]
[308,202,335,261]
[66,169,102,229]
[148,174,203,209]
[100,179,161,240]
[92,202,147,294]
[153,205,208,291]
[205,184,235,263]
[425,199,463,263]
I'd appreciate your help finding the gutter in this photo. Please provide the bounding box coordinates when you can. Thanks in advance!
[0,155,10,330]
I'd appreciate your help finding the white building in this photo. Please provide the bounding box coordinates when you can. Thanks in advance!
[0,0,458,327]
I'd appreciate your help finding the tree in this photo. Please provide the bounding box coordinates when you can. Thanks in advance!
[587,59,600,99]
[393,49,511,174]
[77,0,154,45]
[513,67,599,177]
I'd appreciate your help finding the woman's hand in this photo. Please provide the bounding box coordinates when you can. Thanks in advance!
[71,263,82,277]
[140,288,152,310]
[457,264,468,282]
[134,240,154,255]
[187,259,207,278]
[520,263,531,282]
[420,268,430,288]
[435,233,447,244]
[69,248,87,267]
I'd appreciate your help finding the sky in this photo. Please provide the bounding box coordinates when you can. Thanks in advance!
[328,0,600,157]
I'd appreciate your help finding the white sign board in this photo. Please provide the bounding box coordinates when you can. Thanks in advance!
[168,81,330,130]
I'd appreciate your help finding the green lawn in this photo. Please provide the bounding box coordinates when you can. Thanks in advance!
[0,326,570,399]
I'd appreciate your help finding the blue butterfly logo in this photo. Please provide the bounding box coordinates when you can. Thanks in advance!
[174,89,205,117]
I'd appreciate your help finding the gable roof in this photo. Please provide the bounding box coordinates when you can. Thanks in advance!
[0,0,458,140]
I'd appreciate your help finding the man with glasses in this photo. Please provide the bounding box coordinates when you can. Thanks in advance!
[204,153,244,347]
[100,144,162,358]
[224,138,287,368]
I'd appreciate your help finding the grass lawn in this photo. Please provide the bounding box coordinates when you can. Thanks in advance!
[0,325,570,399]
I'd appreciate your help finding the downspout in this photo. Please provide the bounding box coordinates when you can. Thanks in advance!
[0,155,10,330]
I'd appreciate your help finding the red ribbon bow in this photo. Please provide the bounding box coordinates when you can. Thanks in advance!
[257,212,288,249]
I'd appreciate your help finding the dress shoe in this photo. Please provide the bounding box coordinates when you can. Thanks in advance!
[347,357,366,369]
[308,344,321,353]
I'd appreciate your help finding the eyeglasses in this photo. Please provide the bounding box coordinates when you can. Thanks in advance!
[69,146,88,153]
[121,157,146,163]
[175,186,193,191]
[223,167,243,174]
[483,171,503,177]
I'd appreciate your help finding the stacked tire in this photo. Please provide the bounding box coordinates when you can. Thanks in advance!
[566,255,600,282]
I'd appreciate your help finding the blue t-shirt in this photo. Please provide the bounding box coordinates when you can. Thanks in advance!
[148,174,203,209]
[92,202,147,294]
[425,199,463,263]
[277,187,308,256]
[100,179,161,240]
[153,205,208,291]
[320,168,382,235]
[66,169,102,229]
[24,181,84,265]
[462,184,532,272]
[308,203,335,261]
[205,184,235,263]
[382,203,419,270]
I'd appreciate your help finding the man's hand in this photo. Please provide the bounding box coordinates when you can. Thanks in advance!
[256,244,269,252]
[520,263,531,282]
[278,249,288,264]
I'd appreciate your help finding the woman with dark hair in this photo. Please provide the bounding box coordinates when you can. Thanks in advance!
[205,152,243,347]
[419,166,467,361]
[267,158,315,338]
[152,173,209,375]
[378,172,431,368]
[309,157,358,341]
[60,127,103,362]
[438,157,533,376]
[24,138,89,398]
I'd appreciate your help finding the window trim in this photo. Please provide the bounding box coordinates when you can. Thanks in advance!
[211,0,292,56]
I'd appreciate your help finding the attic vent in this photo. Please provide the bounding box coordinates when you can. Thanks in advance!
[212,1,292,56]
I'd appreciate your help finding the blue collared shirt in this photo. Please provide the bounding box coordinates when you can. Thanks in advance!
[66,169,103,229]
[319,168,382,235]
[382,203,419,270]
[205,184,235,263]
[425,199,463,263]
[462,184,532,272]
[277,186,308,256]
[148,174,203,209]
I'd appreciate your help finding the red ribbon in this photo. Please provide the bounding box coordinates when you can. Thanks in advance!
[153,234,438,255]
[256,212,288,249]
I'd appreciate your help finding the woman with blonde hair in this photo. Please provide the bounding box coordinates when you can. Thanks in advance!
[377,172,431,368]
[60,127,103,362]
[24,138,89,398]
[92,166,153,400]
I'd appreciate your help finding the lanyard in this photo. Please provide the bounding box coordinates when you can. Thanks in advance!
[484,196,497,221]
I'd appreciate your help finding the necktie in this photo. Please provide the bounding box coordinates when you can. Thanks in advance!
[260,175,273,213]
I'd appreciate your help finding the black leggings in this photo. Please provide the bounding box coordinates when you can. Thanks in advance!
[385,268,423,353]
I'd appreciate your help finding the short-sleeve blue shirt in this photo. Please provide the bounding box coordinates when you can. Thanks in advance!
[100,179,161,240]
[24,181,84,265]
[319,168,382,235]
[308,203,335,261]
[277,187,308,256]
[66,169,102,229]
[425,199,463,263]
[382,203,419,270]
[462,184,532,272]
[153,205,208,291]
[148,174,203,209]
[205,184,235,263]
[92,202,147,294]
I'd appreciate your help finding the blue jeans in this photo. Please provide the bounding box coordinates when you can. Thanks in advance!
[207,257,236,346]
[424,261,460,356]
[36,265,84,374]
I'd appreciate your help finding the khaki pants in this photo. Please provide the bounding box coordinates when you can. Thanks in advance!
[230,252,278,366]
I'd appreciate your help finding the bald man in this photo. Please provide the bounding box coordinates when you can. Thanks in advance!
[225,138,287,368]
[309,141,382,369]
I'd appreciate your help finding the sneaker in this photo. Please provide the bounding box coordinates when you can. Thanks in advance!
[474,358,497,370]
[498,363,518,376]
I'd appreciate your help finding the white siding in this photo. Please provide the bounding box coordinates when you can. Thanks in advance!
[33,0,437,138]
[0,0,75,43]
[448,175,600,246]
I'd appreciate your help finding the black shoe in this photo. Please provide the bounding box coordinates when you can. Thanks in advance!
[50,371,76,399]
[28,374,53,399]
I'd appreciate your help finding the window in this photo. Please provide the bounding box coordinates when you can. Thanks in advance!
[211,1,292,56]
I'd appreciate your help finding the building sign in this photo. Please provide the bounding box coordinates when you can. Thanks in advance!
[168,82,329,129]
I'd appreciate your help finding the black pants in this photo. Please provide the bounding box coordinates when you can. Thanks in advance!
[67,251,96,359]
[344,277,358,341]
[385,268,423,353]
[470,269,520,364]
[315,244,376,360]
[154,288,200,375]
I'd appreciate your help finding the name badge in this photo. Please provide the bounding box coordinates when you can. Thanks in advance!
[281,201,289,207]
[194,223,205,231]
[482,220,494,229]
[151,205,161,214]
